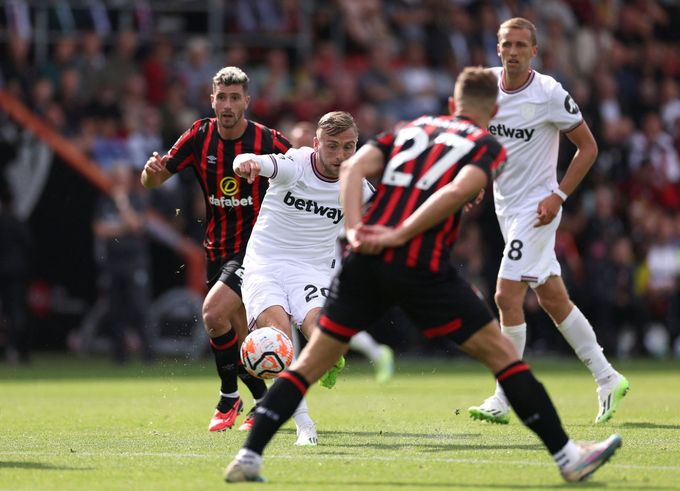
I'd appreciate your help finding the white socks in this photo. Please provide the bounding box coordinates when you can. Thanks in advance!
[496,305,617,387]
[502,323,527,358]
[557,306,616,384]
[349,331,382,361]
[292,397,314,429]
[553,440,581,470]
[494,323,527,402]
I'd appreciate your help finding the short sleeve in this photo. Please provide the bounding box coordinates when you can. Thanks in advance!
[549,83,583,133]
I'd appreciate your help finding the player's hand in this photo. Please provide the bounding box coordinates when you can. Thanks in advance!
[464,188,485,213]
[351,223,405,254]
[144,151,169,174]
[234,159,261,184]
[534,193,562,227]
[346,224,381,255]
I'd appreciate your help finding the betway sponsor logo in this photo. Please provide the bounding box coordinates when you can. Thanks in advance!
[283,191,343,224]
[209,194,253,208]
[488,124,535,142]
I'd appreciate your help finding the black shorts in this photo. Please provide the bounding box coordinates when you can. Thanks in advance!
[206,251,246,296]
[319,253,494,345]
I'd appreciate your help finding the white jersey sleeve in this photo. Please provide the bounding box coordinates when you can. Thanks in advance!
[243,147,345,272]
[233,149,307,184]
[489,68,583,216]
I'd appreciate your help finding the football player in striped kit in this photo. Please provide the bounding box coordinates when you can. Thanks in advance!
[142,66,291,433]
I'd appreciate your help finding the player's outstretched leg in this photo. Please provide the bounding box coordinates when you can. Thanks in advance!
[318,355,345,389]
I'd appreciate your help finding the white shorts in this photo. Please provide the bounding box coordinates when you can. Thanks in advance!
[242,262,333,326]
[497,208,562,288]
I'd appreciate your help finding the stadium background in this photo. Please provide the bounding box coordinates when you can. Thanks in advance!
[2,0,680,362]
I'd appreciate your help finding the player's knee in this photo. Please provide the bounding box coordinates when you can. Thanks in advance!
[494,289,521,314]
[202,304,231,336]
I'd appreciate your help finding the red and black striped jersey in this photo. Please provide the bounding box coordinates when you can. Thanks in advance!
[166,118,291,262]
[366,115,507,272]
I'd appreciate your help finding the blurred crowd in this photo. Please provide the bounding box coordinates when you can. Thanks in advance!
[2,0,680,359]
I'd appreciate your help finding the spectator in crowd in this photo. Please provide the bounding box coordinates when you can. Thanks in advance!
[176,36,217,112]
[0,182,32,364]
[92,162,155,364]
[6,1,680,361]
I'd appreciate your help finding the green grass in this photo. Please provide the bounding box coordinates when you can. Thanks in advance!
[1,355,679,490]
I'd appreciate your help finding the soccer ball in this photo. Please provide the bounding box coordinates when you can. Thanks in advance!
[240,327,294,379]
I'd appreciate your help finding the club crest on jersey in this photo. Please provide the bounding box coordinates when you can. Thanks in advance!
[283,191,344,224]
[564,95,580,115]
[520,103,536,120]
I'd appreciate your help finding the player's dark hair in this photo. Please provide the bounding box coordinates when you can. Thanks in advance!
[317,111,358,137]
[212,66,249,93]
[497,17,537,46]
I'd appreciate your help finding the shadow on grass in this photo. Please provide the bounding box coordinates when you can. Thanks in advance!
[274,479,608,489]
[279,428,544,452]
[0,461,92,471]
[621,422,680,430]
[275,479,677,490]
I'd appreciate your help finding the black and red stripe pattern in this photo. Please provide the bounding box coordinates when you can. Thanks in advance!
[318,314,360,342]
[365,115,507,272]
[496,361,531,382]
[166,118,291,263]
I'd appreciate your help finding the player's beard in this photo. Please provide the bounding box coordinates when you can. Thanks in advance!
[218,110,243,130]
[318,155,341,179]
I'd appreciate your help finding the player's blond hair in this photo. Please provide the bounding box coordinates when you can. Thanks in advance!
[497,17,537,46]
[454,66,498,114]
[212,66,249,93]
[317,111,358,137]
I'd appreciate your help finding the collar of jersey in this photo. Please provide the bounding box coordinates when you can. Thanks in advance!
[311,152,338,182]
[500,69,535,94]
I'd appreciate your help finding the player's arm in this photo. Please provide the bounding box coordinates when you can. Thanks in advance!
[233,151,298,184]
[359,166,488,250]
[535,121,597,227]
[141,151,172,189]
[340,145,384,236]
[559,121,598,197]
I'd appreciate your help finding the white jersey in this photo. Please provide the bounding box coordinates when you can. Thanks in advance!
[488,67,583,216]
[234,147,373,272]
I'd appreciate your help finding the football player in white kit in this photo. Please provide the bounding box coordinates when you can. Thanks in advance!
[233,111,391,445]
[469,17,629,425]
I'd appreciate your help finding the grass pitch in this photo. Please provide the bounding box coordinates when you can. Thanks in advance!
[1,355,679,490]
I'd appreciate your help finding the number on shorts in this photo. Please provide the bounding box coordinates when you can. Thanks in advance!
[507,239,523,261]
[304,284,330,303]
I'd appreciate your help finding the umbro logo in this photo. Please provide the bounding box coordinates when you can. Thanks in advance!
[207,155,217,165]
